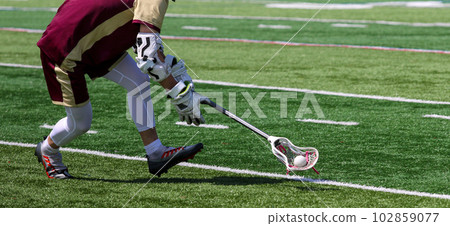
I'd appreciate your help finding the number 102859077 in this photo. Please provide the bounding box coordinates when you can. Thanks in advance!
[372,212,439,223]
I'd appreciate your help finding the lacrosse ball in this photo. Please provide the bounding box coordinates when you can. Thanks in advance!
[293,156,307,167]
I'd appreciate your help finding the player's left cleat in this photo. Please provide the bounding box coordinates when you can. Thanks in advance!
[35,138,73,179]
[146,143,203,177]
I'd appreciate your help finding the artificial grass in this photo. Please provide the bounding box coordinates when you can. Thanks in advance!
[163,17,450,50]
[0,0,448,208]
[0,66,448,195]
[2,10,450,50]
[163,39,450,102]
[167,1,450,23]
[0,0,63,7]
[1,145,448,208]
[0,31,449,102]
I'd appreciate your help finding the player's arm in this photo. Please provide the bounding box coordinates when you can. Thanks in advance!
[134,0,206,125]
[133,0,182,89]
[137,24,177,89]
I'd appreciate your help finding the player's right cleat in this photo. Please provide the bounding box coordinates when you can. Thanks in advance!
[35,138,73,179]
[146,143,203,177]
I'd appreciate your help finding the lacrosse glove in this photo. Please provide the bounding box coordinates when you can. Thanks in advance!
[167,82,207,125]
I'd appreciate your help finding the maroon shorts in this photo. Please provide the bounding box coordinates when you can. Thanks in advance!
[40,50,126,107]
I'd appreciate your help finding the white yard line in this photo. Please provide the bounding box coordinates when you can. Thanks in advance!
[182,26,217,31]
[0,27,44,33]
[331,23,367,28]
[1,140,449,200]
[266,1,450,10]
[297,119,359,126]
[258,24,292,29]
[166,13,450,28]
[0,62,42,69]
[0,62,448,105]
[423,114,450,120]
[267,3,373,10]
[40,123,98,134]
[0,6,57,12]
[175,121,229,129]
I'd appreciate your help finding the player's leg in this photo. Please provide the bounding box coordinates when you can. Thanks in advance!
[36,51,92,179]
[36,103,92,178]
[49,102,93,147]
[102,54,158,145]
[103,54,203,176]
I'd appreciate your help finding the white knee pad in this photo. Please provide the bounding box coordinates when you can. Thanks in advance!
[104,54,156,131]
[50,102,93,146]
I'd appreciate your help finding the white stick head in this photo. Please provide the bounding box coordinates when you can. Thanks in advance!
[268,136,319,172]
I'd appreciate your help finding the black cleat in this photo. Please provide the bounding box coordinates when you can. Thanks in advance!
[146,143,203,177]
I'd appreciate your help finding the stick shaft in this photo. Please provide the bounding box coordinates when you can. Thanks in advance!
[201,99,270,139]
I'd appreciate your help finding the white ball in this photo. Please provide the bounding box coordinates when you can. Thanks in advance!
[293,156,307,167]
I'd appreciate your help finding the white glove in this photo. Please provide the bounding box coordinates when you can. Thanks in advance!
[167,82,207,125]
[135,32,169,82]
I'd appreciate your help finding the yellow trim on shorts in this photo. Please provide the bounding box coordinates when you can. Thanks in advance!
[53,65,90,107]
[54,64,76,107]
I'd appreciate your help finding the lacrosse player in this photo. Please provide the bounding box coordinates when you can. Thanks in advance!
[35,0,206,179]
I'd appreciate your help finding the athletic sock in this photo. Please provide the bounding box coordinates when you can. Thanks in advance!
[40,137,67,170]
[41,137,60,154]
[145,139,166,159]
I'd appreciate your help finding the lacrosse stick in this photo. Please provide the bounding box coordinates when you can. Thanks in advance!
[200,98,319,174]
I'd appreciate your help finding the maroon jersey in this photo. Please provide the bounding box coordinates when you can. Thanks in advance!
[37,0,168,78]
[38,0,169,107]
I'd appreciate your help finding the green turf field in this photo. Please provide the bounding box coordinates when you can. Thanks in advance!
[1,145,449,208]
[0,0,449,208]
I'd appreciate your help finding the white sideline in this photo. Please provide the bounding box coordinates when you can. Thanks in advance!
[297,119,359,126]
[0,62,448,105]
[1,140,449,200]
[39,124,98,134]
[423,114,450,120]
